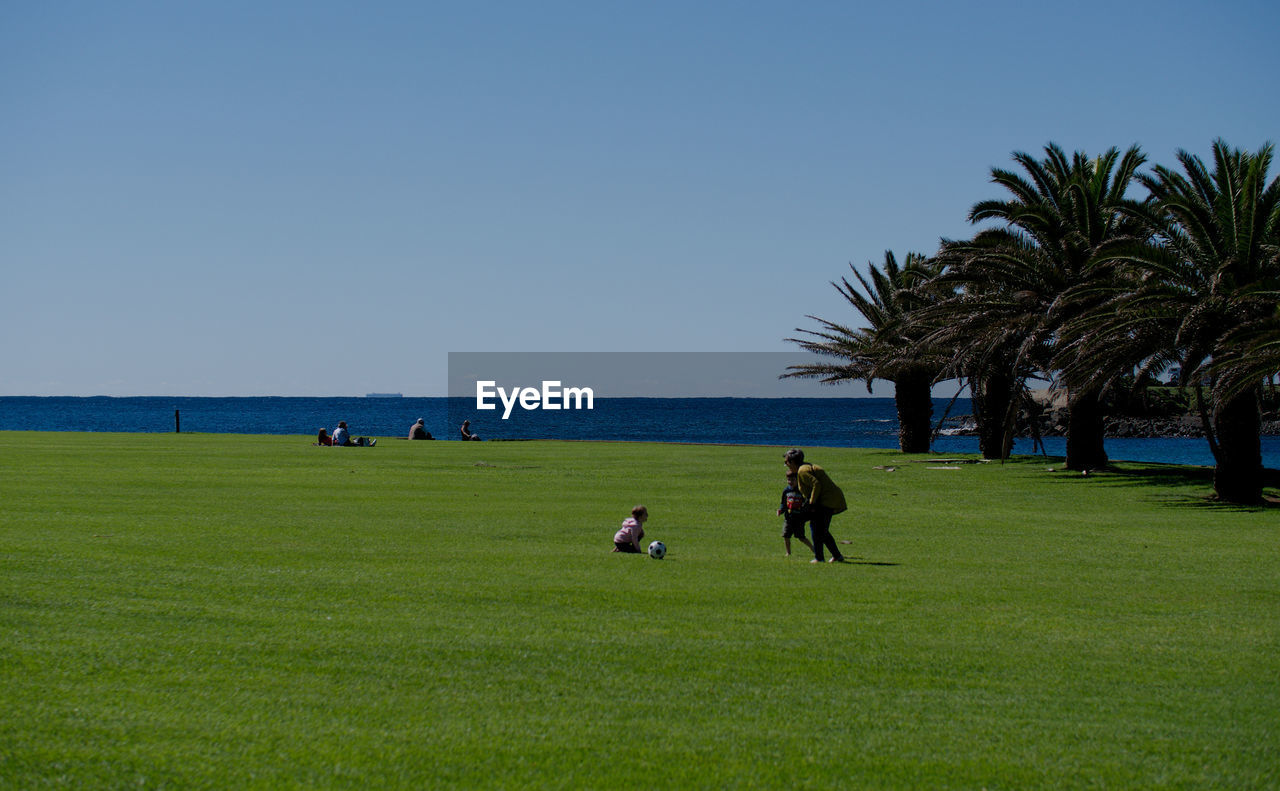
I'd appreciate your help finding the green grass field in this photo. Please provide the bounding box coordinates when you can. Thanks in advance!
[2,432,1277,789]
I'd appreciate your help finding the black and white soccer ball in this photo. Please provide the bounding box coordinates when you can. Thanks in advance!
[647,541,666,559]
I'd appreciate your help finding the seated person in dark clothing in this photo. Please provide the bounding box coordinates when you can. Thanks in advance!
[460,420,481,441]
[317,428,333,446]
[409,419,434,440]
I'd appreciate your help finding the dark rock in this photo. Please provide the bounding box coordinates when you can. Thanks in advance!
[940,413,1280,439]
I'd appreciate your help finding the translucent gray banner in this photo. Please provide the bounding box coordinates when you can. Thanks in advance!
[444,352,866,441]
[447,351,844,401]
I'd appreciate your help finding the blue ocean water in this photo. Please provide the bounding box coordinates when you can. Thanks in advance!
[2,395,1276,468]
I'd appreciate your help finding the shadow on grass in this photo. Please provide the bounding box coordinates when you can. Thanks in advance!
[834,555,900,567]
[1041,460,1279,512]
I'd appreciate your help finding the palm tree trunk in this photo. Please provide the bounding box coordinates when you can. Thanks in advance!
[894,371,934,453]
[1065,388,1109,470]
[1193,383,1222,464]
[1212,390,1263,504]
[971,368,1015,460]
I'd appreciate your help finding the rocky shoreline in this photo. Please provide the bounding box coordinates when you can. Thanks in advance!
[941,413,1280,439]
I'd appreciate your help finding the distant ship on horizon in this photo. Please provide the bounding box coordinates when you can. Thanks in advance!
[365,392,404,398]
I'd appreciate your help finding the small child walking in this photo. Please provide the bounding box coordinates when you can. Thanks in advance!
[612,505,648,553]
[777,472,815,557]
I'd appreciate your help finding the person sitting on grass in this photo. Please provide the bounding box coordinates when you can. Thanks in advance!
[332,421,376,447]
[409,418,433,440]
[612,505,648,553]
[460,420,481,441]
[316,428,333,446]
[777,470,816,558]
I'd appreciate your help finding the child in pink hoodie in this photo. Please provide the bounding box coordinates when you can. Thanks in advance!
[612,505,649,553]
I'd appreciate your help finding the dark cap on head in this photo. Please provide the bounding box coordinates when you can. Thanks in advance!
[784,448,805,465]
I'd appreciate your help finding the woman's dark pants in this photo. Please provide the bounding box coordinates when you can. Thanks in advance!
[809,506,844,562]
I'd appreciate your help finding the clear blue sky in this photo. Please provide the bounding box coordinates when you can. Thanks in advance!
[4,0,1277,396]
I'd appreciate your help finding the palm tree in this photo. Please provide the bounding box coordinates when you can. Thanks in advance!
[784,251,946,453]
[924,143,1147,468]
[1065,140,1280,503]
[911,250,1035,460]
[1211,308,1280,403]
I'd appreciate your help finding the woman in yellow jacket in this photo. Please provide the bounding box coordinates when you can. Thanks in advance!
[783,448,847,563]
